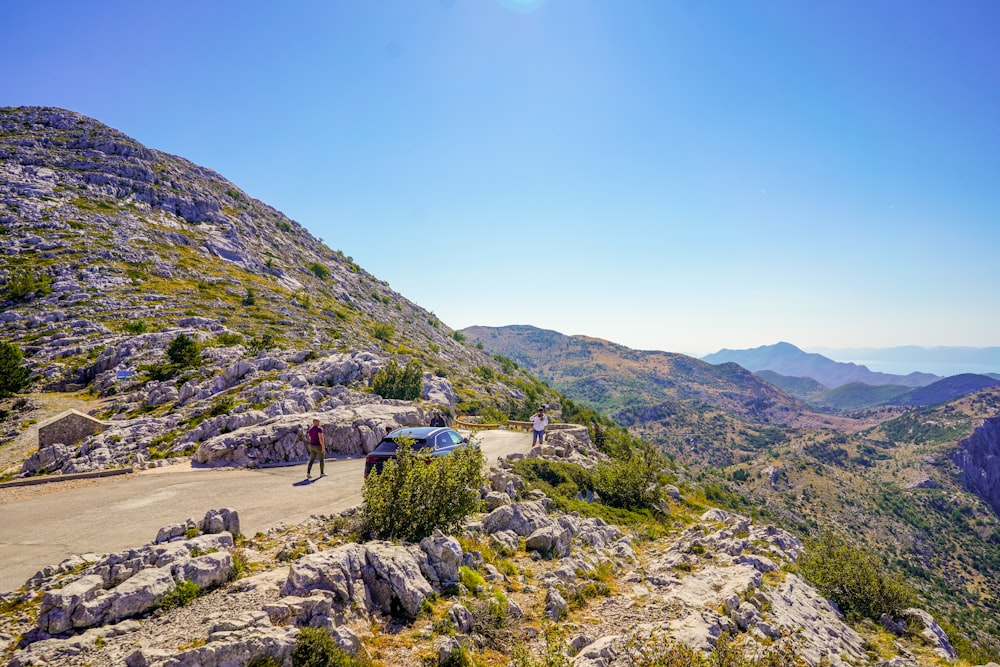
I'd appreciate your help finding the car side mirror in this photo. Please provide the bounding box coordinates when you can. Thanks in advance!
[462,437,469,444]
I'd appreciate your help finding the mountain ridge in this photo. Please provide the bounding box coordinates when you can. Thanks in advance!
[702,341,939,388]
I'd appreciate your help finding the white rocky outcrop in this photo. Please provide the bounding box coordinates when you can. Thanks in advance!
[193,402,423,467]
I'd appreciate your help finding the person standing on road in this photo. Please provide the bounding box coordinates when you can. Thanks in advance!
[530,406,549,448]
[306,418,325,478]
[429,409,446,428]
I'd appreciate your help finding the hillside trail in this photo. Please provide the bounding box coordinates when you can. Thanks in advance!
[0,392,112,477]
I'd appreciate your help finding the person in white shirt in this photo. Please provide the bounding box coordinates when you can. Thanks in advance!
[530,407,549,447]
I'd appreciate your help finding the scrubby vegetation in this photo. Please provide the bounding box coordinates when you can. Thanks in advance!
[362,438,483,542]
[0,340,31,397]
[798,531,915,622]
[3,267,52,301]
[166,334,201,368]
[370,359,423,401]
[291,627,368,666]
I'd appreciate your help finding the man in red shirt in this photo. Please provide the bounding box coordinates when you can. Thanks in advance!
[307,418,325,478]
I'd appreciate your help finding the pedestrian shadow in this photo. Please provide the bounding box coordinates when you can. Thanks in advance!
[292,478,317,487]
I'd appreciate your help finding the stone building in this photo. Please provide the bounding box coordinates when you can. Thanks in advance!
[38,409,108,448]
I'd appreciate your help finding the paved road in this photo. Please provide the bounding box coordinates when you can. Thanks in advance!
[0,429,529,593]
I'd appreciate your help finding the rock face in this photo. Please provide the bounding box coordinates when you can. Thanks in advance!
[32,509,240,637]
[951,417,1000,516]
[0,105,525,478]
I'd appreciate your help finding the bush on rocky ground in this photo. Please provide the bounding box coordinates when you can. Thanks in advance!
[370,358,422,400]
[798,531,916,622]
[621,630,809,667]
[362,438,483,542]
[594,443,665,511]
[291,626,367,667]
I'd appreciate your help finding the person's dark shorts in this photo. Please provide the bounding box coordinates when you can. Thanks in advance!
[532,429,545,445]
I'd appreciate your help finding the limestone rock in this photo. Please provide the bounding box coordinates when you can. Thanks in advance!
[526,525,572,559]
[481,501,552,537]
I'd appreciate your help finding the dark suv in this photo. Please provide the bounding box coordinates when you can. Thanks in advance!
[363,426,477,478]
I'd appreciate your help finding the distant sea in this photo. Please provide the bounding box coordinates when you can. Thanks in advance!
[836,360,1000,377]
[808,347,1000,378]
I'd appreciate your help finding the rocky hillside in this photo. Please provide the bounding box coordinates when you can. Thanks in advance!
[703,342,938,388]
[0,106,552,477]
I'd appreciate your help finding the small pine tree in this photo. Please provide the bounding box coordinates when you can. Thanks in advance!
[0,341,31,397]
[166,334,201,367]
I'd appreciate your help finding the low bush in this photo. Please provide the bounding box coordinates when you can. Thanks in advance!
[157,579,201,610]
[122,319,149,335]
[370,359,422,400]
[621,630,808,666]
[4,267,52,301]
[167,334,201,367]
[307,262,329,280]
[798,531,916,622]
[246,333,275,355]
[292,626,364,666]
[593,444,664,511]
[362,438,483,543]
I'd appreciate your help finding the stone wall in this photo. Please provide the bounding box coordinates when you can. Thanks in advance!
[38,410,108,448]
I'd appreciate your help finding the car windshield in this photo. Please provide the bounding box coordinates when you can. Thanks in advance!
[371,437,431,454]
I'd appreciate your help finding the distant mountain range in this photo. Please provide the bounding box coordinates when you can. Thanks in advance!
[702,342,939,389]
[461,324,805,424]
[759,370,1000,412]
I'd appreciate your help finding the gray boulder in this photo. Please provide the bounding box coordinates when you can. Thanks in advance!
[106,567,176,623]
[419,530,463,585]
[481,501,552,537]
[526,525,572,559]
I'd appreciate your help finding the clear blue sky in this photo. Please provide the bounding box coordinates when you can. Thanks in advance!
[4,1,999,357]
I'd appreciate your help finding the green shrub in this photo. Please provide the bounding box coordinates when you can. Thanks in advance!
[594,444,664,510]
[371,322,394,343]
[307,262,329,280]
[363,439,483,543]
[459,565,486,594]
[157,579,201,610]
[798,531,916,622]
[167,334,201,367]
[451,330,466,343]
[213,332,244,346]
[209,392,237,416]
[0,341,31,398]
[292,626,363,666]
[4,267,52,301]
[621,630,808,666]
[370,359,423,400]
[246,332,276,355]
[247,656,282,667]
[122,320,149,335]
[470,591,512,650]
[242,288,256,306]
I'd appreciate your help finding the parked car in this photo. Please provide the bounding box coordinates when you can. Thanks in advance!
[363,426,477,478]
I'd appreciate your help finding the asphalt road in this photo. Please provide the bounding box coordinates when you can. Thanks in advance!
[0,429,530,593]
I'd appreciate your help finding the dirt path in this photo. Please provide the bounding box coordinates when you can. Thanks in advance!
[0,392,112,477]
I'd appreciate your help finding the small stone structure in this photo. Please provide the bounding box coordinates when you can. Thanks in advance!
[38,410,108,448]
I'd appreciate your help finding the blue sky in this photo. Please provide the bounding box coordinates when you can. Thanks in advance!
[4,1,999,357]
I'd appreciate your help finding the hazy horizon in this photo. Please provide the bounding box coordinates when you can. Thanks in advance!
[4,1,999,354]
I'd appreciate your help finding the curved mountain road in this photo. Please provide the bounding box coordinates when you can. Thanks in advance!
[0,429,530,593]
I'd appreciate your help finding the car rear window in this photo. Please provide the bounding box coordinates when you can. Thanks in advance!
[372,438,430,454]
